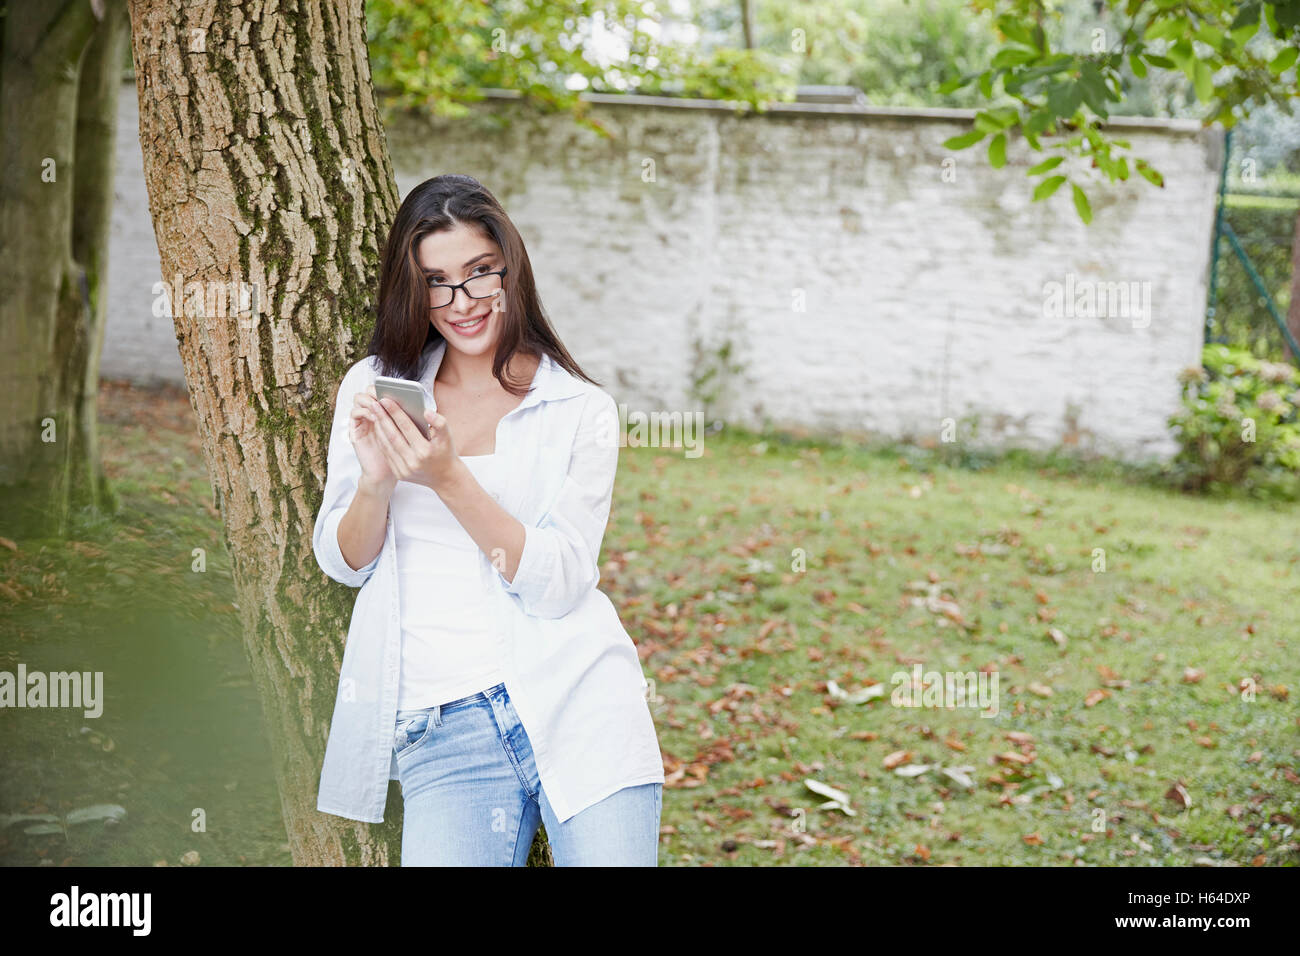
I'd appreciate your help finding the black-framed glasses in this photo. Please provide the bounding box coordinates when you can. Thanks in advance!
[427,266,508,310]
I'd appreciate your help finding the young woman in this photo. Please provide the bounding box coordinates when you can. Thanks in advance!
[310,174,664,866]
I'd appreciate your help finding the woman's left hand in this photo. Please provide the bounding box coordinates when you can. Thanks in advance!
[370,398,460,491]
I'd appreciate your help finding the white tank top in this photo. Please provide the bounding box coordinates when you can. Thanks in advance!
[391,453,506,710]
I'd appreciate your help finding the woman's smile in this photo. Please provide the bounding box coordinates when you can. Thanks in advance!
[446,311,490,337]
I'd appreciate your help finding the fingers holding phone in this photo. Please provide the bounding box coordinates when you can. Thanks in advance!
[348,387,397,491]
[372,377,431,439]
[366,376,458,490]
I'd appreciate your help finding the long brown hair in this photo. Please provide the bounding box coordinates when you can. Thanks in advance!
[367,174,600,395]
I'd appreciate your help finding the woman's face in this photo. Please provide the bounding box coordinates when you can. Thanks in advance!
[416,223,506,358]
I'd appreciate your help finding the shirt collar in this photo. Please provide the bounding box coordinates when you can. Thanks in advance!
[417,338,586,411]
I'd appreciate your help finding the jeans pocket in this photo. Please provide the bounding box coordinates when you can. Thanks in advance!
[501,691,522,729]
[393,710,435,759]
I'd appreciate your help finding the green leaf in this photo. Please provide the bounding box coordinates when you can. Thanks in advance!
[943,129,987,150]
[1129,52,1148,78]
[974,107,1019,132]
[1230,3,1262,31]
[988,133,1007,168]
[1144,17,1187,42]
[1230,19,1261,47]
[1027,155,1064,175]
[1269,47,1298,75]
[1135,159,1165,187]
[1079,61,1111,116]
[1166,38,1194,72]
[993,107,1021,128]
[1046,79,1083,119]
[1193,59,1214,102]
[1033,175,1068,201]
[1144,54,1175,68]
[1264,4,1280,37]
[1072,185,1093,224]
[996,15,1038,49]
[1032,22,1047,54]
[1024,108,1054,137]
[1012,56,1076,84]
[993,46,1040,68]
[938,73,975,94]
[1194,24,1225,50]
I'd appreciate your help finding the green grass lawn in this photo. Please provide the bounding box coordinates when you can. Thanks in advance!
[606,427,1299,866]
[0,382,291,866]
[1,383,1296,866]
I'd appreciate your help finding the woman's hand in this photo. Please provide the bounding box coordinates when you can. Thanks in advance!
[348,386,397,496]
[368,394,461,491]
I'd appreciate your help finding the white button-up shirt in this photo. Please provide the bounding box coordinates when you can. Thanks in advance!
[391,452,506,711]
[311,338,664,825]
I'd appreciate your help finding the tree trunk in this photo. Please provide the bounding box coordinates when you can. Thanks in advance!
[68,0,130,514]
[0,0,112,535]
[1287,206,1300,362]
[740,0,756,50]
[127,0,553,865]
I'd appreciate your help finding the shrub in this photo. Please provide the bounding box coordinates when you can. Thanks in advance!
[1165,344,1300,498]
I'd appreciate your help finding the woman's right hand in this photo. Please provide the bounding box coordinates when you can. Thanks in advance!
[349,386,398,495]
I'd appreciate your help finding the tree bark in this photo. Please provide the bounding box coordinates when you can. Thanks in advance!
[127,0,554,865]
[1287,207,1300,361]
[740,0,756,50]
[68,0,129,514]
[0,0,109,534]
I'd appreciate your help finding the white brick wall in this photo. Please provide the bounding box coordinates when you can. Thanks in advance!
[108,85,1220,461]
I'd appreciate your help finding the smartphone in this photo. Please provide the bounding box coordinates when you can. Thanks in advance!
[372,376,431,439]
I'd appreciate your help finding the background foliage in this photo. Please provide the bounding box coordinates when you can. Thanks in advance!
[1167,343,1300,496]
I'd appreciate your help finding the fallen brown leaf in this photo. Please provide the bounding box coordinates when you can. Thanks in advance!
[1084,688,1110,707]
[882,750,911,770]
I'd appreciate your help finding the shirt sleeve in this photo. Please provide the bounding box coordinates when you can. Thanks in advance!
[311,360,382,588]
[498,387,619,619]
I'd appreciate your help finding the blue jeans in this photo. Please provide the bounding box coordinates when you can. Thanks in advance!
[392,681,662,866]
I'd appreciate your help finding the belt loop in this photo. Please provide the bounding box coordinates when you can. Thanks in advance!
[432,701,442,728]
